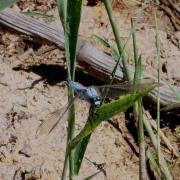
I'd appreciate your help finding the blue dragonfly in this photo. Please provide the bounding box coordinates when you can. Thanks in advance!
[36,78,155,135]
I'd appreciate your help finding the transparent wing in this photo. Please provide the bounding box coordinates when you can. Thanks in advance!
[36,95,79,136]
[93,78,156,98]
[160,102,180,111]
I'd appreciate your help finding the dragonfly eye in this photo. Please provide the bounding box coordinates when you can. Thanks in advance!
[92,97,102,106]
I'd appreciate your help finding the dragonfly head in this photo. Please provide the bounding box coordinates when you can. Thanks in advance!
[90,96,102,106]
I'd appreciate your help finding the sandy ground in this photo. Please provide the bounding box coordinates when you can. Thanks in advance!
[0,58,139,179]
[0,1,179,179]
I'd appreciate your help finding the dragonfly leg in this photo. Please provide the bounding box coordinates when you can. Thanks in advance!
[88,105,98,130]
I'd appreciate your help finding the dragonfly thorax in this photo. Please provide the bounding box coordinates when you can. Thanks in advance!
[67,80,101,106]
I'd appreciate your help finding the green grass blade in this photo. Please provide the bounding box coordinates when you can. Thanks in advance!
[57,0,67,30]
[21,11,54,20]
[58,1,82,179]
[93,34,120,61]
[67,93,76,177]
[58,0,82,80]
[93,34,110,48]
[143,117,173,179]
[131,24,147,178]
[146,148,166,179]
[65,0,82,80]
[75,10,146,172]
[65,1,82,177]
[74,134,91,174]
[154,9,161,165]
[72,83,158,173]
[71,85,158,174]
[68,83,158,150]
[0,0,18,11]
[103,0,148,82]
[83,171,101,180]
[103,0,131,81]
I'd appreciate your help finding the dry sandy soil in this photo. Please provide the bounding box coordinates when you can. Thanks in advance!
[0,1,179,179]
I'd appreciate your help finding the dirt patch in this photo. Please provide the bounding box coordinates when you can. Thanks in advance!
[0,57,139,179]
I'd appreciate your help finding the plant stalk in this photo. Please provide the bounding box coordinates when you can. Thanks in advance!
[103,0,131,82]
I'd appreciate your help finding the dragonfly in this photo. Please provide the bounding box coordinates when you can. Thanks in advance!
[36,78,155,135]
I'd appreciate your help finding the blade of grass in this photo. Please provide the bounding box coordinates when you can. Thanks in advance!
[154,10,172,179]
[137,99,147,180]
[131,17,148,179]
[134,55,147,179]
[57,0,67,30]
[143,115,173,179]
[102,1,170,179]
[103,0,148,82]
[0,0,18,11]
[68,83,158,150]
[67,92,76,178]
[74,134,91,174]
[68,86,158,176]
[101,0,148,101]
[154,9,161,166]
[103,0,131,81]
[58,0,82,179]
[132,31,147,179]
[64,0,82,80]
[93,34,110,49]
[83,171,101,180]
[146,147,166,179]
[57,1,68,178]
[150,119,179,158]
[74,0,151,175]
[21,11,54,20]
[74,2,149,170]
[99,0,149,103]
[93,34,120,61]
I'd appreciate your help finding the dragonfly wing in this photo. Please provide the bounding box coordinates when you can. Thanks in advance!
[94,78,156,98]
[36,109,64,136]
[160,102,180,111]
[36,95,78,136]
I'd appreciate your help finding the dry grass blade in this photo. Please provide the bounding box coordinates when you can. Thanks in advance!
[145,111,179,158]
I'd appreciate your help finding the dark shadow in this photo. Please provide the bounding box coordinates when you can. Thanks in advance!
[148,108,180,130]
[147,160,156,180]
[13,63,104,88]
[124,107,139,144]
[13,64,66,88]
[23,39,42,51]
[143,97,180,130]
[87,0,98,7]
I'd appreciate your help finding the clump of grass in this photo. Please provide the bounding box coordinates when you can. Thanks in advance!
[57,0,82,179]
[57,0,174,179]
